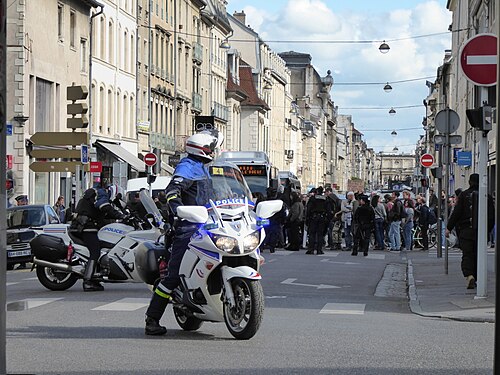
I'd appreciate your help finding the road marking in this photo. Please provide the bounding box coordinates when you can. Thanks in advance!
[265,295,287,299]
[320,259,359,265]
[7,298,63,311]
[365,254,385,260]
[6,282,19,286]
[92,298,150,311]
[23,277,39,281]
[320,303,365,315]
[317,253,339,257]
[272,250,294,256]
[281,278,340,289]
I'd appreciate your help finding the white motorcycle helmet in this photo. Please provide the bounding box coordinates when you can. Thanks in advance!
[185,132,219,162]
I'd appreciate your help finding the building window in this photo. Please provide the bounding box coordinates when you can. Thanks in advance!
[69,10,76,48]
[99,86,105,133]
[80,38,87,72]
[107,88,113,134]
[35,78,53,132]
[58,3,64,42]
[108,21,114,64]
[100,15,106,60]
[124,30,129,71]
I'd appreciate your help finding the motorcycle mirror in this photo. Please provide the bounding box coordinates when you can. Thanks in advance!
[177,206,208,223]
[256,200,283,219]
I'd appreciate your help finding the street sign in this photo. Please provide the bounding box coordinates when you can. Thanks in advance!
[434,134,462,145]
[435,108,460,134]
[144,152,158,167]
[29,149,81,159]
[457,151,472,166]
[89,161,102,172]
[6,123,12,136]
[29,161,89,173]
[81,144,89,164]
[460,33,497,86]
[420,153,435,168]
[30,132,88,146]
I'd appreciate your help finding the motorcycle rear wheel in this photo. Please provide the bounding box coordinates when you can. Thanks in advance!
[173,306,203,331]
[223,278,264,340]
[36,266,79,291]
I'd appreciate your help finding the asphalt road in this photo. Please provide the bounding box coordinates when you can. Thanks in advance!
[5,250,494,374]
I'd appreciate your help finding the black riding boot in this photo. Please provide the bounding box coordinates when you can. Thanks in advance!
[145,292,170,335]
[83,260,104,292]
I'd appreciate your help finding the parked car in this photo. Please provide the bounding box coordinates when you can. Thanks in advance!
[6,204,61,270]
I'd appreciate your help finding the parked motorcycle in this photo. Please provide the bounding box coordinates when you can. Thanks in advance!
[135,161,283,340]
[30,201,166,291]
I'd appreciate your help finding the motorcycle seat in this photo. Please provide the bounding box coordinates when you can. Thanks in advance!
[68,232,87,247]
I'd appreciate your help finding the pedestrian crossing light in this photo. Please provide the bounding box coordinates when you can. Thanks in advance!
[67,85,89,129]
[466,105,493,131]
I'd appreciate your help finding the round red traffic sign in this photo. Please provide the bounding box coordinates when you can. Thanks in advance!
[144,152,158,167]
[420,153,434,168]
[460,33,497,86]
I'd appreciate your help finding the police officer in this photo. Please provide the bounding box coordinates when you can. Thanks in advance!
[447,173,494,289]
[73,186,126,291]
[144,131,221,335]
[305,186,332,255]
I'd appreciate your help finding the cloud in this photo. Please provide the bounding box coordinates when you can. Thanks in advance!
[235,0,451,153]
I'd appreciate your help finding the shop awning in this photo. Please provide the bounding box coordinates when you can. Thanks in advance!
[96,141,145,172]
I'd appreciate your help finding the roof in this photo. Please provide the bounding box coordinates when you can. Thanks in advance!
[80,0,104,8]
[226,69,247,100]
[239,63,270,110]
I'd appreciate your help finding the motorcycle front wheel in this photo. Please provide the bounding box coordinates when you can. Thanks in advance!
[173,306,203,331]
[223,278,264,340]
[36,266,79,291]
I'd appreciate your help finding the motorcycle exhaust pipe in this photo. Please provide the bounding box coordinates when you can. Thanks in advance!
[33,258,73,273]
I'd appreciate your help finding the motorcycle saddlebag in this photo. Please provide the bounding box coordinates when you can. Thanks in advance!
[30,234,68,262]
[135,242,169,285]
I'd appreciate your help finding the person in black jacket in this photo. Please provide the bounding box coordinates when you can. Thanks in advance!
[305,186,333,255]
[415,195,430,250]
[446,173,494,289]
[352,195,375,256]
[73,187,126,291]
[285,191,304,251]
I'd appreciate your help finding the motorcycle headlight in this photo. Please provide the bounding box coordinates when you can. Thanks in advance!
[243,231,260,253]
[212,234,238,252]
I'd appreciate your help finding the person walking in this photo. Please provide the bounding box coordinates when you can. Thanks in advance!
[305,186,332,255]
[285,191,304,251]
[352,195,375,256]
[388,191,403,252]
[415,196,430,250]
[371,194,386,250]
[340,191,357,252]
[325,187,341,250]
[402,199,415,251]
[53,196,66,223]
[446,174,495,289]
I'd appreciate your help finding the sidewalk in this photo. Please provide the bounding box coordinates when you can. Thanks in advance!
[406,247,496,323]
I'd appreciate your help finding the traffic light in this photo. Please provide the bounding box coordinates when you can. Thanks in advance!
[147,174,157,185]
[430,167,442,179]
[466,105,493,131]
[67,85,89,129]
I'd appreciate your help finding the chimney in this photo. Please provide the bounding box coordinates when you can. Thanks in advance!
[233,10,246,25]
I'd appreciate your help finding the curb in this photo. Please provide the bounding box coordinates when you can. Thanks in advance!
[406,259,494,323]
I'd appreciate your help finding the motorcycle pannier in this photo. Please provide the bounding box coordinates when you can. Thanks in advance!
[31,234,68,262]
[135,242,169,285]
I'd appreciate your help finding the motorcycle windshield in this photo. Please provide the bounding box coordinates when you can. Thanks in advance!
[198,161,253,208]
[139,190,164,225]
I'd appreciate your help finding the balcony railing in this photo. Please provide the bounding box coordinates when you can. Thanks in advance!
[212,101,229,122]
[192,92,202,113]
[150,132,176,153]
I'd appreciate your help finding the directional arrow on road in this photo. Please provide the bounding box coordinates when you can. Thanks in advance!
[281,278,340,289]
[320,259,360,265]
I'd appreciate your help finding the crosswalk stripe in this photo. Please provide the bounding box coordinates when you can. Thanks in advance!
[7,298,63,311]
[92,298,150,311]
[320,303,365,315]
[365,254,385,260]
[7,282,19,286]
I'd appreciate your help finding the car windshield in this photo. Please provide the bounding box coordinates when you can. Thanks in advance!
[196,161,253,208]
[7,207,46,228]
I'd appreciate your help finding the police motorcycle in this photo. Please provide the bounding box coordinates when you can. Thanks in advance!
[30,195,166,291]
[135,161,283,340]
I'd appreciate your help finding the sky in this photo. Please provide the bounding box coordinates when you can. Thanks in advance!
[226,0,452,154]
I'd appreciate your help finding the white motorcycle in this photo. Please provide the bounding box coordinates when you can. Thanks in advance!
[31,199,166,291]
[136,161,282,340]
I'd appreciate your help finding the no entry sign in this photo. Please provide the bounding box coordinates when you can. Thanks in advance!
[460,33,498,86]
[420,153,434,168]
[144,152,158,167]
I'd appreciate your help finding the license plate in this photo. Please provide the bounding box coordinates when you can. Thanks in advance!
[8,250,31,257]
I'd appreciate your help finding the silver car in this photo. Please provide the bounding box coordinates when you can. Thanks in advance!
[6,204,60,270]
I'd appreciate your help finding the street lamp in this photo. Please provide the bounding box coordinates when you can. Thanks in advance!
[389,107,396,116]
[391,130,397,136]
[379,41,390,53]
[393,146,399,152]
[383,82,392,93]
